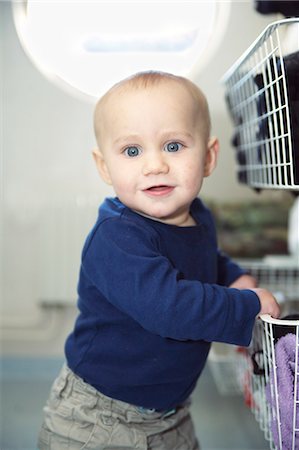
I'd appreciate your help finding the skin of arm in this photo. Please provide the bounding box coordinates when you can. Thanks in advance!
[229,274,257,289]
[229,274,280,319]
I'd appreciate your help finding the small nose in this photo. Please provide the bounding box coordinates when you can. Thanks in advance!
[142,151,169,176]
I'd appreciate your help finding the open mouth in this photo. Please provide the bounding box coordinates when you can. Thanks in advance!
[144,185,174,196]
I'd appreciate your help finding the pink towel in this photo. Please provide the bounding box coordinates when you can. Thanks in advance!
[266,333,299,450]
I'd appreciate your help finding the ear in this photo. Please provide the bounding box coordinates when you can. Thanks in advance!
[92,148,112,185]
[204,137,219,177]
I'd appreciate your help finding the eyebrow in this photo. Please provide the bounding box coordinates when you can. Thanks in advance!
[111,134,141,147]
[112,131,194,147]
[161,131,194,141]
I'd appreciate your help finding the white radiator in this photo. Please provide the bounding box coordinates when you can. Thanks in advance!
[39,196,98,304]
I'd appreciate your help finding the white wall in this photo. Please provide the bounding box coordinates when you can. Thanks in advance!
[1,1,282,356]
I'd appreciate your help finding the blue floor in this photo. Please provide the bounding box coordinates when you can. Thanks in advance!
[1,357,268,450]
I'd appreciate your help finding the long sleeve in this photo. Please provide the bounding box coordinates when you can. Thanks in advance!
[217,249,247,286]
[82,217,260,346]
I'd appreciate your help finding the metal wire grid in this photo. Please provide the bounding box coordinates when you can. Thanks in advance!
[208,343,247,395]
[244,258,299,447]
[250,321,269,438]
[249,319,280,449]
[208,258,299,400]
[240,258,299,300]
[244,316,299,450]
[223,19,299,191]
[257,316,299,450]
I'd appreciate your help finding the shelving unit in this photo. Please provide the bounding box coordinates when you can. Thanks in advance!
[209,18,299,450]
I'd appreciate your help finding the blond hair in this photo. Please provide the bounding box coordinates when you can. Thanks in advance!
[94,71,211,145]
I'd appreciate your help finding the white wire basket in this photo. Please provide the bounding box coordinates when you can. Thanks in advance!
[208,342,248,395]
[222,19,299,191]
[214,17,299,448]
[249,314,299,450]
[209,258,299,449]
[241,256,299,301]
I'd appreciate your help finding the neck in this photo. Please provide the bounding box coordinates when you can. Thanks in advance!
[133,210,196,227]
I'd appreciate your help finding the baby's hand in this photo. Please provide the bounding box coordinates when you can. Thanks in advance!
[250,288,280,318]
[229,274,257,289]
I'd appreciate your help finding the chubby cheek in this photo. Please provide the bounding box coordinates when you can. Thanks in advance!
[111,179,130,197]
[181,162,205,193]
[110,173,137,205]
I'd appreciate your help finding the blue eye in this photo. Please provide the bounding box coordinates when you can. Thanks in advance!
[124,146,141,157]
[165,142,181,152]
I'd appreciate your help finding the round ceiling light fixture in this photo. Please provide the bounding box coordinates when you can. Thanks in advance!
[13,0,231,101]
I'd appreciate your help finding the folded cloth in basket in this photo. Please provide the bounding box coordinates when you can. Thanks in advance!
[266,333,298,450]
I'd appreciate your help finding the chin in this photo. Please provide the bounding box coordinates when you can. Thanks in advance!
[147,206,171,219]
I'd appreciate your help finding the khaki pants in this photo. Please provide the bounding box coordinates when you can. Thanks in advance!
[37,365,200,450]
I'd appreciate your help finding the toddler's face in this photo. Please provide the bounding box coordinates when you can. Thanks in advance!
[94,82,218,226]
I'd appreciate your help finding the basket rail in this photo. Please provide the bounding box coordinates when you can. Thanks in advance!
[260,313,299,326]
[222,18,299,191]
[222,18,299,83]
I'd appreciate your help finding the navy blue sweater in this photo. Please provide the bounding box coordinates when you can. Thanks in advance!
[65,197,260,410]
